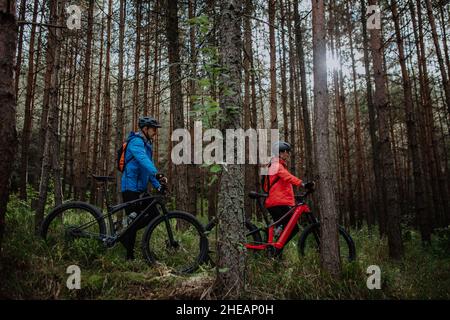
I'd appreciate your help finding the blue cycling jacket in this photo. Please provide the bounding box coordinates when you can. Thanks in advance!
[121,131,161,192]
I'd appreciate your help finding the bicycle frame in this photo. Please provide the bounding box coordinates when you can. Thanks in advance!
[72,192,169,246]
[244,190,316,251]
[245,203,311,250]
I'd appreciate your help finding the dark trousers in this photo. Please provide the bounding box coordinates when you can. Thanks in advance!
[268,205,300,247]
[121,191,158,259]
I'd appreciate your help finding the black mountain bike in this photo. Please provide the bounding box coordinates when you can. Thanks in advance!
[40,175,208,274]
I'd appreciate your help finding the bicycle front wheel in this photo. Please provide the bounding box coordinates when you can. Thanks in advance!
[40,201,107,263]
[141,211,208,274]
[298,222,356,262]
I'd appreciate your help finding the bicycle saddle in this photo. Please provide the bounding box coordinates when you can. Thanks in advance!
[248,191,268,199]
[91,174,115,182]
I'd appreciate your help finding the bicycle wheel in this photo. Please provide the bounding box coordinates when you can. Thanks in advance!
[141,211,208,274]
[40,201,107,262]
[204,218,263,266]
[298,222,356,262]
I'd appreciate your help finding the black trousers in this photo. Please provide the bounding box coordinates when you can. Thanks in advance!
[121,191,158,259]
[268,205,300,246]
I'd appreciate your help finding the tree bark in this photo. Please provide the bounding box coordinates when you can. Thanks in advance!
[75,0,94,201]
[0,0,18,251]
[293,0,313,180]
[391,0,430,243]
[116,0,126,203]
[18,0,40,200]
[165,0,188,210]
[35,0,65,233]
[312,0,341,276]
[425,0,450,116]
[215,0,246,298]
[369,0,403,259]
[268,0,277,129]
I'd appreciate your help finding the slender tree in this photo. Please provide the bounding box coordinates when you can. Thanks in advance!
[268,0,278,129]
[311,0,341,276]
[35,0,65,232]
[369,0,403,259]
[166,0,188,210]
[0,0,18,250]
[215,0,246,298]
[19,0,40,200]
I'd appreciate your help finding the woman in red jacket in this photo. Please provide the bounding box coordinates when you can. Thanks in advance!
[264,141,313,253]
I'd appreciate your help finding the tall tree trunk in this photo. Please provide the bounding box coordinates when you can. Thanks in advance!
[90,9,105,204]
[14,0,25,99]
[369,0,403,259]
[75,0,94,201]
[166,0,188,210]
[391,0,430,243]
[312,0,341,276]
[425,0,450,115]
[102,0,113,181]
[268,0,277,129]
[0,0,18,250]
[293,0,313,180]
[188,0,198,216]
[347,0,369,228]
[362,0,383,235]
[243,0,256,219]
[215,0,245,298]
[19,0,39,200]
[279,0,288,141]
[132,0,142,130]
[35,0,65,233]
[116,0,126,202]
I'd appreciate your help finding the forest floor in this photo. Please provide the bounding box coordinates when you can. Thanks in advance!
[1,192,450,299]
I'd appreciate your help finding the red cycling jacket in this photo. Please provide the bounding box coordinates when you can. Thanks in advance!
[264,157,302,208]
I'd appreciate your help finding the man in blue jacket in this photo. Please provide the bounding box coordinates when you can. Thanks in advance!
[121,116,167,260]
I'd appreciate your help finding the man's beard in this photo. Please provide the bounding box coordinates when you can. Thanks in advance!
[144,131,153,142]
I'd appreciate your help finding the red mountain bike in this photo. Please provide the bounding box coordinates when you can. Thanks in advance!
[205,188,356,263]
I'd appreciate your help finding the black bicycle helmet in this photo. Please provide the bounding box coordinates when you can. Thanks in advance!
[272,141,291,154]
[138,116,161,129]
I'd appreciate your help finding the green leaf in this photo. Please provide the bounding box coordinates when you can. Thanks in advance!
[210,164,222,173]
[218,268,229,273]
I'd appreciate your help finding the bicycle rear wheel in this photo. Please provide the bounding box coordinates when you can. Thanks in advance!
[141,211,208,274]
[40,201,107,262]
[298,222,356,262]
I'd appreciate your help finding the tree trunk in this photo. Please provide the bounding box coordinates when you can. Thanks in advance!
[425,0,450,116]
[165,0,188,210]
[14,0,25,99]
[132,0,142,130]
[347,0,369,228]
[391,0,430,243]
[35,0,65,233]
[362,0,383,235]
[293,0,313,180]
[215,0,246,298]
[268,0,277,129]
[369,0,403,259]
[0,0,18,250]
[75,0,94,201]
[18,0,39,200]
[312,0,341,276]
[116,0,126,203]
